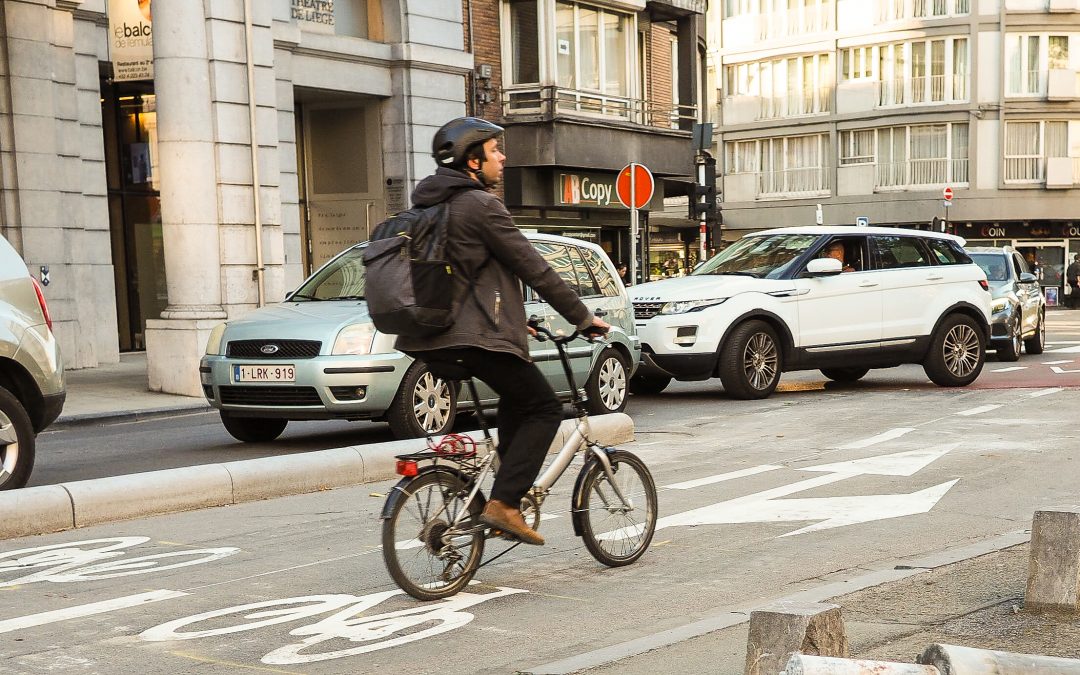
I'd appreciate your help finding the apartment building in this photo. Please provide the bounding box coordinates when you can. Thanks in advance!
[465,0,707,278]
[709,0,1080,304]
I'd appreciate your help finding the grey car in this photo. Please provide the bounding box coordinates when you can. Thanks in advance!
[967,246,1046,361]
[201,233,640,441]
[0,234,66,489]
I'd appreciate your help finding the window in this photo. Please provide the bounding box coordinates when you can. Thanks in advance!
[554,1,631,96]
[840,129,874,165]
[508,0,540,84]
[568,246,602,297]
[870,123,968,188]
[1049,36,1069,70]
[1004,121,1067,183]
[726,140,760,174]
[759,134,829,195]
[874,37,968,106]
[751,52,832,117]
[1005,34,1077,95]
[842,46,874,81]
[579,247,621,297]
[925,238,970,265]
[534,242,581,294]
[873,236,930,270]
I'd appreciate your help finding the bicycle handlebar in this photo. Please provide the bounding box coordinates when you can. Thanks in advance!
[527,317,606,345]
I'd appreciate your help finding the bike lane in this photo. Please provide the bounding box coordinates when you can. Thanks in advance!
[2,384,1079,673]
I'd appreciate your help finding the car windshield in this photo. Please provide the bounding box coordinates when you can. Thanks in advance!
[290,246,367,301]
[970,253,1009,282]
[692,234,820,279]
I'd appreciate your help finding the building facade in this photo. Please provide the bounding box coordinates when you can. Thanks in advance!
[0,0,472,395]
[466,0,707,280]
[708,0,1080,304]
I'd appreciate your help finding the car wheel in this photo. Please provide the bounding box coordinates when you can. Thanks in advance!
[0,387,35,490]
[719,320,781,400]
[585,348,629,414]
[1024,309,1046,355]
[220,412,287,443]
[629,373,671,395]
[387,362,457,439]
[923,314,985,387]
[996,317,1022,362]
[820,367,869,382]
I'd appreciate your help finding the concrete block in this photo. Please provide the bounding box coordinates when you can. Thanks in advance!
[784,655,937,674]
[4,1,52,42]
[745,601,850,675]
[225,447,366,503]
[1025,507,1080,613]
[207,20,247,63]
[0,485,75,540]
[918,643,1080,673]
[10,78,55,117]
[210,60,250,104]
[64,465,234,527]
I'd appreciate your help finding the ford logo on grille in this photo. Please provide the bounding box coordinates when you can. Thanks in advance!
[260,344,280,355]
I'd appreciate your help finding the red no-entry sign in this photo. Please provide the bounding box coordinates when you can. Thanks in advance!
[942,186,953,201]
[616,163,655,210]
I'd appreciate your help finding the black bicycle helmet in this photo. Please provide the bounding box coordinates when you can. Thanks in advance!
[432,117,504,168]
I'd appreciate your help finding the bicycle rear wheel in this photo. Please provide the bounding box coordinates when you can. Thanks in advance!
[575,450,657,567]
[381,469,485,600]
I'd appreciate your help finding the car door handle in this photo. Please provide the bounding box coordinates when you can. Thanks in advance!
[857,281,879,288]
[926,274,944,280]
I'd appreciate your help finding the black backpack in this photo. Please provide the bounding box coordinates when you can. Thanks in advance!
[361,195,470,337]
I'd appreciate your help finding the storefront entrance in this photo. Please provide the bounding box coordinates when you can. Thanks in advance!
[1015,242,1066,306]
[101,78,163,351]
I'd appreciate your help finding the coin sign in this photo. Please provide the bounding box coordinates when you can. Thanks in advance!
[616,163,655,210]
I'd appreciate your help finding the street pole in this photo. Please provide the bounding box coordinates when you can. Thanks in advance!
[629,164,639,285]
[697,157,707,266]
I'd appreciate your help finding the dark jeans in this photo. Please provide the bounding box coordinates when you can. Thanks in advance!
[417,348,563,505]
[1071,284,1080,308]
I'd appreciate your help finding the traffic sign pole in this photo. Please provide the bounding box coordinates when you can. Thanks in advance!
[616,162,655,285]
[630,165,639,285]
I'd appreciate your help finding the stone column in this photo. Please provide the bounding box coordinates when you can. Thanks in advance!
[144,0,225,396]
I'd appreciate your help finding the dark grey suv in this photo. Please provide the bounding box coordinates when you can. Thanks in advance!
[0,234,65,489]
[967,246,1046,361]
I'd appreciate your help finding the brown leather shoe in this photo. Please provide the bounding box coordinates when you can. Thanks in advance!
[480,499,544,546]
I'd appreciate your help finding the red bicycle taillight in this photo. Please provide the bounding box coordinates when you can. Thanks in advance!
[396,460,419,477]
[978,279,989,291]
[30,277,53,332]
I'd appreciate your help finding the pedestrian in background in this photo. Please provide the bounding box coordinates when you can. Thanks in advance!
[1067,253,1080,309]
[615,261,630,286]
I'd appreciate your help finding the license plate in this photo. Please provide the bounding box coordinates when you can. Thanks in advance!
[233,365,295,382]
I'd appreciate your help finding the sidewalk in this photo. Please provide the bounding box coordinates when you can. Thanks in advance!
[56,351,209,428]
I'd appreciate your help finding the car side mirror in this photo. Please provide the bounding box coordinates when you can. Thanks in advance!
[806,258,843,276]
[1018,272,1037,284]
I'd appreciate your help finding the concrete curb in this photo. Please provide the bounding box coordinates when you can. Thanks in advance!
[52,403,214,430]
[0,413,634,541]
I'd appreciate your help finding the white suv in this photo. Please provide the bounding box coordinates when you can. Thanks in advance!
[629,226,991,399]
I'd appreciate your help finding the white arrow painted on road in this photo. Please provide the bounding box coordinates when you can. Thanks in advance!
[602,445,959,541]
[1051,366,1080,374]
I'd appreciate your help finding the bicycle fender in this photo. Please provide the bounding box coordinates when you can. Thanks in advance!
[570,451,609,538]
[379,465,482,520]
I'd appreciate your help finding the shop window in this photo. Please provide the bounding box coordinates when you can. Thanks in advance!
[293,0,383,41]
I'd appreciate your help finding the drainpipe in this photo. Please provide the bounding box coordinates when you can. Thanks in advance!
[243,0,266,307]
[466,0,475,115]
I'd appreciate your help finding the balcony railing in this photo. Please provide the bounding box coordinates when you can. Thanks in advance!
[877,0,968,20]
[758,167,831,197]
[503,86,697,128]
[1004,156,1044,182]
[760,87,832,119]
[875,158,969,188]
[879,75,966,106]
[758,3,834,40]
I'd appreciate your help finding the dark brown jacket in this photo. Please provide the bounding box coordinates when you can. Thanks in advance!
[395,168,592,361]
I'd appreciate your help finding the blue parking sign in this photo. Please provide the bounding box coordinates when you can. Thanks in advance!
[856,216,869,227]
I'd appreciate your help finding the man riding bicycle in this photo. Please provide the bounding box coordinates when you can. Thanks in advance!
[395,117,610,546]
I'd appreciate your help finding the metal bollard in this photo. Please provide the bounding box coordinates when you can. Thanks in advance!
[918,643,1080,673]
[783,654,940,675]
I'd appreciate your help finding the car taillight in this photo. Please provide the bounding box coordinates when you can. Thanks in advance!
[31,277,53,332]
[978,279,989,291]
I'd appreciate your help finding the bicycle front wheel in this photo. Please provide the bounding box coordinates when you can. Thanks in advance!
[576,450,657,567]
[381,469,485,601]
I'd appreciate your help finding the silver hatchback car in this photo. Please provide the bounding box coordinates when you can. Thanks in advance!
[0,233,65,489]
[201,233,640,441]
[967,246,1046,361]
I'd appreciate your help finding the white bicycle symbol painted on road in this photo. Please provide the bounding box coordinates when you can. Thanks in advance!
[141,585,527,665]
[0,537,239,588]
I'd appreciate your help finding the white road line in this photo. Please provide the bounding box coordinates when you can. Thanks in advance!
[838,427,914,450]
[955,404,1002,416]
[663,465,782,490]
[1048,345,1080,353]
[1042,360,1074,365]
[1029,388,1063,398]
[1047,341,1080,344]
[1051,366,1080,374]
[990,366,1027,373]
[0,590,188,634]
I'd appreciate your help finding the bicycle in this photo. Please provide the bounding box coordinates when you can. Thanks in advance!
[380,320,658,601]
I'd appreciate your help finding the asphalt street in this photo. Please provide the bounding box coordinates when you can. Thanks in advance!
[4,319,1080,674]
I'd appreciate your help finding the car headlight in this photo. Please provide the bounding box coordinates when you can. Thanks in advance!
[332,324,377,355]
[991,298,1009,313]
[205,322,227,355]
[660,298,727,315]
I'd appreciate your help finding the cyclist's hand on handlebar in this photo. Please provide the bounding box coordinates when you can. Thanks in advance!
[581,316,611,341]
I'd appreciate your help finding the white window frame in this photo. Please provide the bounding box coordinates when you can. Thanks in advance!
[869,36,969,107]
[1004,120,1071,183]
[1004,34,1078,97]
[865,122,969,190]
[839,129,875,165]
